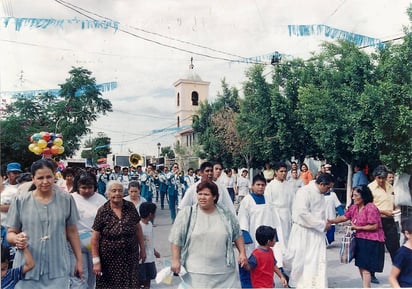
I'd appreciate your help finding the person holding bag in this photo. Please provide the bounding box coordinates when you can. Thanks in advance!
[328,185,385,288]
[169,180,247,288]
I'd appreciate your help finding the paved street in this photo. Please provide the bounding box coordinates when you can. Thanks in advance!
[151,201,394,288]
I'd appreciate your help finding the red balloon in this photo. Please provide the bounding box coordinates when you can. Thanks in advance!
[43,132,51,142]
[56,133,63,139]
[42,147,51,155]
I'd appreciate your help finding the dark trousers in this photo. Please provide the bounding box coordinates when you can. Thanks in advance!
[381,217,400,261]
[168,192,178,222]
[159,190,167,209]
[227,188,235,203]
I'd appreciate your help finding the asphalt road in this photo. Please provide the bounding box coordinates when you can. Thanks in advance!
[150,201,394,289]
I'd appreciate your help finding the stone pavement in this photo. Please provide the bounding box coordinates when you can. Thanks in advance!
[150,201,394,288]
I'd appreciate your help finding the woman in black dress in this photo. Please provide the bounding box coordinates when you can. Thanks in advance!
[91,180,146,289]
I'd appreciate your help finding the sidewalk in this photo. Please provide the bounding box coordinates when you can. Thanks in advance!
[151,202,394,288]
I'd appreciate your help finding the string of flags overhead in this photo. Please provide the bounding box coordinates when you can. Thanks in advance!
[0,81,118,99]
[1,17,119,32]
[2,17,386,63]
[287,24,383,48]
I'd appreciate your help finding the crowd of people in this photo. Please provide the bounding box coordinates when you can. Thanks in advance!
[1,158,412,288]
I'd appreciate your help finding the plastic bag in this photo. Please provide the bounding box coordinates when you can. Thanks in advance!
[340,226,356,264]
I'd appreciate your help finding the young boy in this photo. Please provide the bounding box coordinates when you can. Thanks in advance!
[1,243,35,289]
[247,225,288,288]
[139,202,160,289]
[389,218,412,288]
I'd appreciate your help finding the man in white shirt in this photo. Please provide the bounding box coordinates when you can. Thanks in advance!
[1,162,22,226]
[117,167,130,195]
[178,161,236,215]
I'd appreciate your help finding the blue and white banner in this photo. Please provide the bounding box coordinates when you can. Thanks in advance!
[0,81,118,99]
[1,17,119,32]
[151,125,191,134]
[288,24,383,48]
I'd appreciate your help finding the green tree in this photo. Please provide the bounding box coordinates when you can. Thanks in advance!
[193,79,242,167]
[236,64,275,168]
[295,40,378,203]
[273,59,322,163]
[1,67,112,169]
[161,146,175,160]
[81,133,111,166]
[367,14,412,173]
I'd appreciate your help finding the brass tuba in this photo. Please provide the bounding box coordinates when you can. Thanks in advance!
[129,153,142,167]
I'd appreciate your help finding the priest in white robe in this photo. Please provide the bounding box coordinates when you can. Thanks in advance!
[283,173,335,288]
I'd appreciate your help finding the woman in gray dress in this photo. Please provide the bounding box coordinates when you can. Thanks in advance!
[7,159,83,288]
[170,180,248,288]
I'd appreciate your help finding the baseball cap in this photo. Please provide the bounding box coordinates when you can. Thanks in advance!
[6,162,22,173]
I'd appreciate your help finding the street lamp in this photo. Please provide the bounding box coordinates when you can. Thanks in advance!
[157,142,161,164]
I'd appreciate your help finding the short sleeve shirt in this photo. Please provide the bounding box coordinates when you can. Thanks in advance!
[344,203,384,242]
[392,246,412,287]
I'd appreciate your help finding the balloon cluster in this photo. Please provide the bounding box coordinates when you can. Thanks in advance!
[28,132,64,157]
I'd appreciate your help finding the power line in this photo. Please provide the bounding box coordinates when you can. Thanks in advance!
[113,109,174,120]
[107,113,194,144]
[56,0,248,60]
[53,0,263,65]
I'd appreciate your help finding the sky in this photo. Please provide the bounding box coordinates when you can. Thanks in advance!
[1,0,411,158]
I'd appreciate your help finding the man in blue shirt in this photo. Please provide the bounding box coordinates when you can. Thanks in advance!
[352,163,369,188]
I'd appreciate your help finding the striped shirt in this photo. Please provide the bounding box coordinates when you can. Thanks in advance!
[1,266,23,289]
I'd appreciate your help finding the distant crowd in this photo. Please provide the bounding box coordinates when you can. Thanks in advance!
[1,159,412,288]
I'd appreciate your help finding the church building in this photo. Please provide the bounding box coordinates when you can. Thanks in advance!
[174,58,209,149]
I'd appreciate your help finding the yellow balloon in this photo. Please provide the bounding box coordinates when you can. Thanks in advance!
[37,139,47,149]
[58,146,65,154]
[33,146,43,155]
[53,138,63,146]
[28,143,36,152]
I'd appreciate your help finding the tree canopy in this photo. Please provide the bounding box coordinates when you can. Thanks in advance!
[81,133,112,166]
[1,67,112,170]
[193,6,412,174]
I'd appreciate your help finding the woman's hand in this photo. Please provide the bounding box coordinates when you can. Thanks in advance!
[238,252,248,269]
[93,262,103,276]
[15,232,28,250]
[171,259,181,275]
[74,259,84,280]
